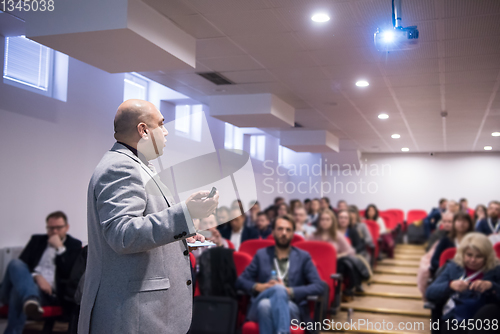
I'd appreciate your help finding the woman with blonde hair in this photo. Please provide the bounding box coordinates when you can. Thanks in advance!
[426,233,500,332]
[309,209,354,257]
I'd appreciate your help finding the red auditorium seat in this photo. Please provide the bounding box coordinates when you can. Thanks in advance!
[439,247,456,267]
[494,243,500,259]
[227,239,235,250]
[407,209,428,225]
[233,251,252,276]
[239,239,275,257]
[294,241,341,310]
[385,209,405,225]
[359,210,365,218]
[266,233,305,244]
[379,211,398,230]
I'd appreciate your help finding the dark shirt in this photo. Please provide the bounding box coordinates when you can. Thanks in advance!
[117,141,149,166]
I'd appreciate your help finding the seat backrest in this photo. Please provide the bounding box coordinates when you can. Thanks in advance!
[494,243,500,259]
[294,241,337,305]
[439,247,457,267]
[233,251,253,276]
[189,252,196,270]
[239,239,274,257]
[379,211,397,230]
[385,209,405,224]
[407,209,428,224]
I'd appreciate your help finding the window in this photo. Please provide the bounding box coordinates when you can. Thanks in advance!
[174,104,203,142]
[123,72,148,101]
[3,36,61,98]
[250,135,266,161]
[224,123,243,150]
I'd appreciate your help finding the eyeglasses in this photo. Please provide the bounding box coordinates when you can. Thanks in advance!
[46,225,66,231]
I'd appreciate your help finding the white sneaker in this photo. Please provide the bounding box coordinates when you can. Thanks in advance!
[23,299,44,320]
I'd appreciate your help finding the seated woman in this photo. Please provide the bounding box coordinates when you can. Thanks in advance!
[348,205,375,252]
[364,204,394,258]
[426,233,500,333]
[308,209,366,300]
[429,212,474,276]
[417,211,454,297]
[338,210,370,262]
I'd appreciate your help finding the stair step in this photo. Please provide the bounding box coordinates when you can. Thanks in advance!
[332,311,430,333]
[378,259,419,267]
[394,254,423,261]
[358,283,421,300]
[341,296,430,318]
[374,265,419,276]
[370,274,418,286]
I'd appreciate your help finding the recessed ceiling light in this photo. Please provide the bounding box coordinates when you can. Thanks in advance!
[311,13,330,22]
[378,113,389,119]
[391,134,401,139]
[484,146,493,151]
[355,80,369,87]
[492,132,500,137]
[401,147,409,152]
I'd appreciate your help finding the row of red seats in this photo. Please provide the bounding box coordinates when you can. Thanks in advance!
[191,238,343,334]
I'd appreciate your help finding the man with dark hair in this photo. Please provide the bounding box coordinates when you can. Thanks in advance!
[274,197,285,206]
[0,211,82,334]
[423,198,448,238]
[476,200,500,235]
[236,215,324,334]
[220,208,259,251]
[255,212,272,239]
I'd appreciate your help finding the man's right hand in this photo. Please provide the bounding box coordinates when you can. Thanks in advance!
[254,280,279,293]
[34,275,52,295]
[186,190,219,219]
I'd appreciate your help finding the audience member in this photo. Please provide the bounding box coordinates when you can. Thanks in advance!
[364,204,394,258]
[246,201,261,228]
[474,204,487,228]
[429,212,474,275]
[426,233,500,333]
[320,197,334,212]
[476,200,500,236]
[309,209,355,257]
[418,211,454,296]
[264,206,277,225]
[216,206,230,226]
[337,200,348,212]
[235,215,325,334]
[308,199,320,224]
[448,200,460,215]
[423,198,448,238]
[303,199,311,214]
[348,205,375,252]
[255,212,272,239]
[289,199,302,215]
[337,210,368,260]
[426,211,454,252]
[192,215,231,258]
[459,198,473,217]
[220,209,259,251]
[0,211,82,334]
[276,203,289,218]
[274,197,285,207]
[293,206,316,238]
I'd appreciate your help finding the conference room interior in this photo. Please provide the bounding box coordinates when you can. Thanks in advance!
[1,0,500,333]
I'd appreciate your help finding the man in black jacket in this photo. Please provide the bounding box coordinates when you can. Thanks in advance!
[0,211,82,334]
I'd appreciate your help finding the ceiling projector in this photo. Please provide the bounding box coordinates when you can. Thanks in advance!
[374,26,419,51]
[374,0,419,51]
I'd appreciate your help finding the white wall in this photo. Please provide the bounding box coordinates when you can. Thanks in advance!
[318,152,500,214]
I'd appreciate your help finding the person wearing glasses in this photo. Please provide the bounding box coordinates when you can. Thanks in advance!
[0,211,82,334]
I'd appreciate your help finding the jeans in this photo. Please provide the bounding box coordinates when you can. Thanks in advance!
[0,259,55,334]
[247,285,300,334]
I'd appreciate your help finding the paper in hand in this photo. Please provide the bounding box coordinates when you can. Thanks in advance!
[187,240,216,248]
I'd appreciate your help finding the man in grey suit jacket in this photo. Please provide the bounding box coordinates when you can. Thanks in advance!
[79,99,219,334]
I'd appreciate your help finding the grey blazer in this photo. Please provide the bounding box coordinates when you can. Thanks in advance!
[78,143,196,334]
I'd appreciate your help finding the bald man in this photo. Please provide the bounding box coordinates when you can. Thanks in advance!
[79,100,219,334]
